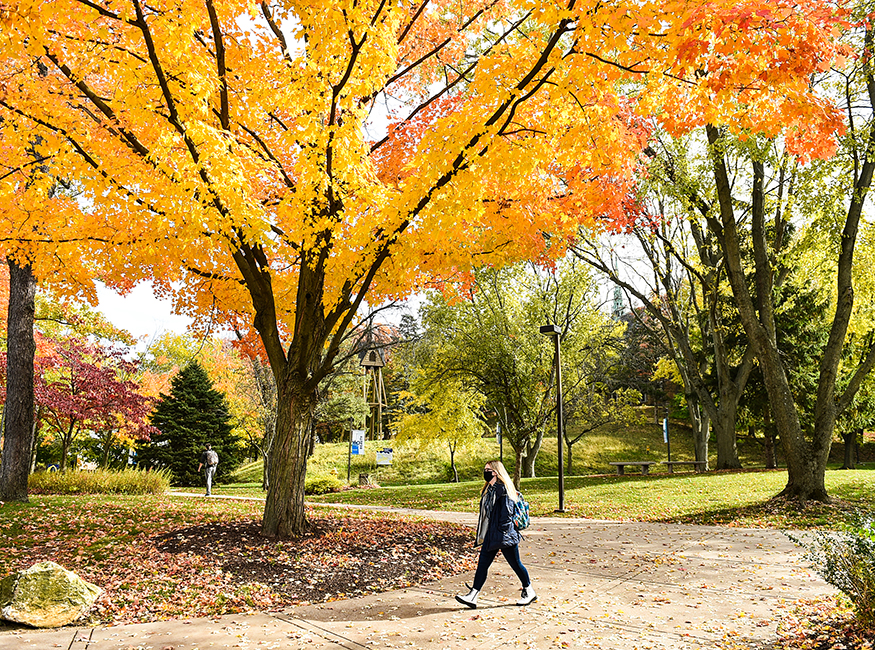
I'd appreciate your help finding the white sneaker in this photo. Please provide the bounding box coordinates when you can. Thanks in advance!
[455,588,479,609]
[517,586,537,606]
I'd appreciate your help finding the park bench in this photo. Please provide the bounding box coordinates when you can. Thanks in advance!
[609,461,657,475]
[662,461,707,474]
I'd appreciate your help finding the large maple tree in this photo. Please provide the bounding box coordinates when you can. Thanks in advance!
[0,0,847,535]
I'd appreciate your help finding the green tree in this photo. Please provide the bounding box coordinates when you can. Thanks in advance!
[700,22,875,499]
[138,361,242,486]
[393,378,488,483]
[414,260,621,484]
[574,136,761,471]
[314,370,369,445]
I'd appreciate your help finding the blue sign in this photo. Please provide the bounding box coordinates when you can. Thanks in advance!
[663,418,668,443]
[351,429,365,455]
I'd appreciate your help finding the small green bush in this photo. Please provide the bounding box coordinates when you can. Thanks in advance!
[305,475,344,495]
[29,468,171,495]
[788,516,875,628]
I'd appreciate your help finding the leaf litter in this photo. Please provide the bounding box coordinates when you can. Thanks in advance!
[0,496,477,626]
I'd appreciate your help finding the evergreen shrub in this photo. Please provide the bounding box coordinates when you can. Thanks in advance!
[788,515,875,628]
[28,468,171,494]
[136,361,244,485]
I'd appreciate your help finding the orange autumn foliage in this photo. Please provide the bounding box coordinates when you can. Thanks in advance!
[0,0,850,535]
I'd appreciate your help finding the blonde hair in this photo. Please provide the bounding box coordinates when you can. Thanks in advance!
[481,460,518,502]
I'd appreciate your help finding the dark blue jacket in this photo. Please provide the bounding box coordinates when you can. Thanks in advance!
[483,484,521,551]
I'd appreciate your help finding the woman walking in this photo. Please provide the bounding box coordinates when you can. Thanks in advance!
[455,460,536,608]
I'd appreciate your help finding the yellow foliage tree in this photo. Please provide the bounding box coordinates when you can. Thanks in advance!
[0,0,848,534]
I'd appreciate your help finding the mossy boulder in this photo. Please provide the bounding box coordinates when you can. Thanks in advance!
[0,561,102,628]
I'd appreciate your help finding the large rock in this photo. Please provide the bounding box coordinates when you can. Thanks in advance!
[0,561,102,628]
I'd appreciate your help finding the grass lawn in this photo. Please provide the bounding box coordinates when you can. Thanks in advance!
[203,416,875,530]
[200,466,875,530]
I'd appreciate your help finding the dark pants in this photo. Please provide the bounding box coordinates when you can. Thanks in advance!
[472,544,530,591]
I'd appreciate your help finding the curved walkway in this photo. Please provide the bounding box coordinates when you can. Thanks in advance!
[2,501,834,650]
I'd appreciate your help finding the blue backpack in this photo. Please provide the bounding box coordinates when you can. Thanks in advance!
[513,493,530,530]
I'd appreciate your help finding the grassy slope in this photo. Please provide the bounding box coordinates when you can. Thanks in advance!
[232,418,758,487]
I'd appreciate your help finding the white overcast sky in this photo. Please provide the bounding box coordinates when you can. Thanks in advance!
[96,281,192,344]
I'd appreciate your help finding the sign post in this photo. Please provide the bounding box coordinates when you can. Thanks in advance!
[663,416,671,463]
[348,429,366,482]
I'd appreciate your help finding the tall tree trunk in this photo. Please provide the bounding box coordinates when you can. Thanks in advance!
[706,126,829,500]
[0,259,37,502]
[261,375,317,538]
[261,447,270,491]
[449,441,458,483]
[687,394,709,468]
[841,429,859,470]
[714,399,741,470]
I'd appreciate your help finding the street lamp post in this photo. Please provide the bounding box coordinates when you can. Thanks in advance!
[539,324,566,513]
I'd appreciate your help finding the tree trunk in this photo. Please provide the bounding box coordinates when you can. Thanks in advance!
[687,395,709,469]
[0,405,6,460]
[511,446,522,487]
[30,408,42,474]
[763,429,777,469]
[714,399,741,470]
[0,259,37,502]
[449,442,459,483]
[60,420,76,472]
[30,429,39,474]
[761,407,777,469]
[101,429,114,468]
[521,450,536,478]
[695,413,710,470]
[841,429,859,470]
[307,420,316,457]
[261,447,270,491]
[261,375,316,538]
[706,126,829,501]
[521,431,543,478]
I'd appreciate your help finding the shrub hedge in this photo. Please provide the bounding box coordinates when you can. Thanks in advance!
[28,468,171,495]
[788,514,875,628]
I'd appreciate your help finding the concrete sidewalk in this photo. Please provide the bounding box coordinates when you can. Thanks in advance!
[1,508,834,650]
